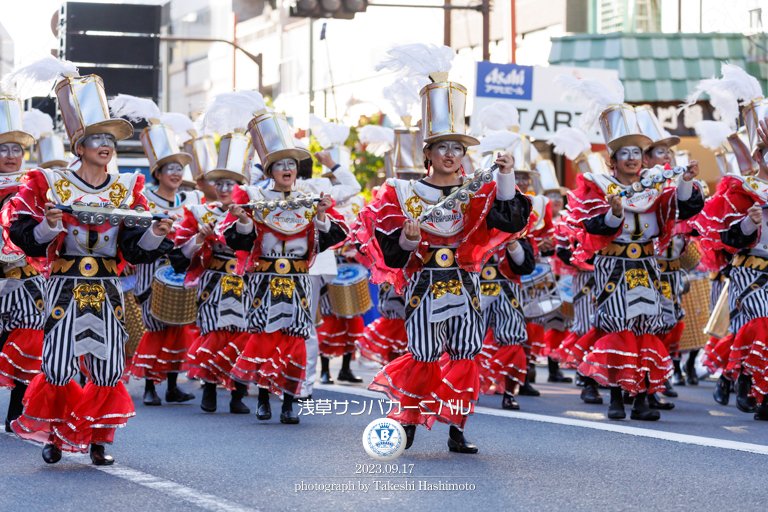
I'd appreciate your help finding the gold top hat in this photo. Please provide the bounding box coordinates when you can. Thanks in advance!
[0,95,34,148]
[247,110,310,171]
[535,159,567,195]
[728,127,759,176]
[599,104,653,155]
[742,97,768,158]
[635,105,680,148]
[139,122,193,178]
[420,81,479,147]
[573,152,611,175]
[391,128,425,177]
[183,133,218,181]
[55,75,133,152]
[204,132,252,184]
[36,133,69,168]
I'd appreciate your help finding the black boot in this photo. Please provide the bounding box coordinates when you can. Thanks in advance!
[580,377,603,404]
[165,372,195,403]
[527,361,537,383]
[607,387,625,420]
[755,397,768,421]
[337,353,363,383]
[403,424,416,449]
[42,443,62,464]
[547,357,572,383]
[575,373,585,387]
[256,387,272,420]
[143,379,161,406]
[648,393,675,410]
[623,390,634,405]
[518,373,540,396]
[736,373,757,413]
[685,351,699,385]
[6,380,26,431]
[630,392,661,421]
[447,425,478,454]
[229,382,250,414]
[280,393,300,424]
[661,379,678,398]
[200,382,217,412]
[502,376,520,410]
[320,356,334,384]
[713,375,731,406]
[672,358,685,386]
[89,444,115,466]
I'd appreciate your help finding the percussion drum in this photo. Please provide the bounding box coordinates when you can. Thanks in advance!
[150,265,198,325]
[120,274,145,358]
[704,279,730,339]
[557,274,574,318]
[678,271,711,351]
[680,241,702,271]
[328,263,373,318]
[520,263,563,318]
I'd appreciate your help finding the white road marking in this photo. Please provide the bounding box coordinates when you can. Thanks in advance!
[3,434,258,512]
[318,383,768,456]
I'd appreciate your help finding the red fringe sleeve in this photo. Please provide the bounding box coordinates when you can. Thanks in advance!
[567,175,618,263]
[531,198,554,244]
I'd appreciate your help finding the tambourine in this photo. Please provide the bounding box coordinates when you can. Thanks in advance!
[418,165,497,221]
[56,202,168,229]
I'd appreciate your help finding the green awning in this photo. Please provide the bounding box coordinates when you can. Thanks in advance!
[548,33,768,102]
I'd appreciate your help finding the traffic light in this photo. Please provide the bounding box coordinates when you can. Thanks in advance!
[290,0,368,20]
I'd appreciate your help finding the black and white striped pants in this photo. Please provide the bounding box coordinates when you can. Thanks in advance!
[0,274,45,333]
[196,269,249,336]
[571,271,595,337]
[482,280,527,347]
[134,261,167,332]
[658,268,686,333]
[728,266,768,334]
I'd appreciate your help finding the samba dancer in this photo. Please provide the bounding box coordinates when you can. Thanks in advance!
[559,75,703,421]
[0,103,46,432]
[222,98,348,424]
[7,70,174,465]
[110,95,198,406]
[357,44,531,453]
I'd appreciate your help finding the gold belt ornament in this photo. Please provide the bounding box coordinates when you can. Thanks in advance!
[433,248,455,267]
[481,265,498,280]
[732,254,768,271]
[657,259,681,272]
[220,275,244,297]
[3,264,38,279]
[209,257,238,274]
[480,283,501,296]
[270,277,296,298]
[660,281,672,300]
[599,242,655,259]
[73,283,106,311]
[625,268,650,290]
[430,279,462,299]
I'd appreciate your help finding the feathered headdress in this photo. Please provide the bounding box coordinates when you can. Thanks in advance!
[309,114,350,148]
[695,120,733,151]
[109,94,162,123]
[554,75,625,132]
[376,44,455,83]
[199,90,267,134]
[159,112,196,144]
[382,77,427,126]
[1,56,78,100]
[478,102,520,132]
[680,63,762,130]
[548,127,592,161]
[358,125,395,157]
[476,130,519,155]
[22,109,54,140]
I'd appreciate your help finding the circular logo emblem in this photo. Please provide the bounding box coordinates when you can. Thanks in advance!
[362,418,406,461]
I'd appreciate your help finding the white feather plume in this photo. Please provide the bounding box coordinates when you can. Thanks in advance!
[476,130,520,155]
[679,63,763,130]
[382,77,427,121]
[293,137,307,149]
[531,144,541,162]
[309,114,350,148]
[1,56,78,100]
[22,109,54,140]
[109,94,161,123]
[554,75,625,132]
[358,125,395,157]
[200,90,267,134]
[548,127,592,161]
[375,44,455,80]
[159,112,196,143]
[477,102,520,132]
[695,120,733,150]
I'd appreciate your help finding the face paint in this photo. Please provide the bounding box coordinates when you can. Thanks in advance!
[432,141,465,158]
[652,146,671,159]
[161,163,184,176]
[615,146,642,161]
[0,144,23,158]
[215,179,236,193]
[545,192,563,202]
[271,159,298,173]
[83,133,116,149]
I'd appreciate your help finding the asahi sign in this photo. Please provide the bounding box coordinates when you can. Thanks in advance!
[472,62,620,144]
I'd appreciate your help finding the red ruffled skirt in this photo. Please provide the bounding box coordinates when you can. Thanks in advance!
[727,318,768,402]
[527,322,545,359]
[578,330,672,395]
[128,325,195,382]
[476,330,526,394]
[659,321,684,358]
[369,353,478,430]
[318,315,364,358]
[231,331,307,396]
[357,317,407,365]
[12,374,134,452]
[550,331,579,368]
[703,334,734,374]
[188,330,241,386]
[541,328,569,358]
[0,329,43,388]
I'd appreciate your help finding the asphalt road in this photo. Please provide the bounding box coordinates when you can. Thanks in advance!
[1,360,767,512]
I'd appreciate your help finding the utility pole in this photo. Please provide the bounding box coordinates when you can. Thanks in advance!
[510,0,516,63]
[444,0,451,47]
[482,0,490,61]
[309,20,314,115]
